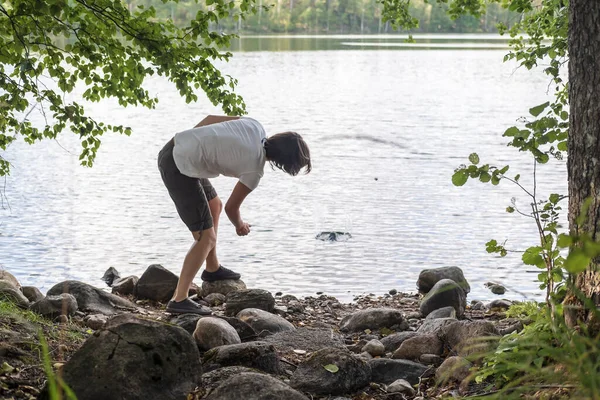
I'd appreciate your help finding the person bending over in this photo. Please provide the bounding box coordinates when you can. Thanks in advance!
[157,115,311,314]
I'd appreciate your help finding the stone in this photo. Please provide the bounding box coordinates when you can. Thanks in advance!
[201,366,262,391]
[387,379,415,396]
[111,276,138,296]
[204,293,226,306]
[417,266,470,294]
[425,306,456,319]
[202,342,281,374]
[30,294,78,318]
[135,264,178,302]
[380,331,420,353]
[0,270,20,289]
[225,289,275,316]
[439,320,499,359]
[418,317,458,335]
[0,280,29,308]
[287,300,305,313]
[170,313,203,335]
[21,286,44,303]
[489,284,506,295]
[488,299,512,310]
[389,289,398,295]
[369,358,428,385]
[194,317,241,351]
[392,334,443,360]
[420,279,467,318]
[436,356,472,384]
[263,327,345,353]
[357,351,373,362]
[362,339,385,357]
[315,231,352,242]
[206,372,309,400]
[43,314,201,400]
[339,308,406,333]
[420,354,443,365]
[290,347,371,395]
[217,316,257,341]
[47,280,137,315]
[237,308,295,336]
[101,267,121,286]
[470,300,486,310]
[85,314,108,330]
[200,279,247,297]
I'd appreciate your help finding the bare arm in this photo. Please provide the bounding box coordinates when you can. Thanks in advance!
[225,181,253,235]
[195,115,240,128]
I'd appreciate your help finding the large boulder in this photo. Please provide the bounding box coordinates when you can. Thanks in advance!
[135,264,178,302]
[0,280,29,308]
[417,267,470,294]
[439,320,499,359]
[380,331,420,353]
[200,280,247,297]
[369,358,428,385]
[30,294,78,318]
[290,347,371,395]
[339,308,406,333]
[21,286,45,303]
[392,334,443,360]
[237,308,295,336]
[111,276,138,296]
[0,270,20,289]
[44,314,201,400]
[202,366,263,392]
[419,279,467,318]
[263,327,345,353]
[194,317,241,351]
[417,317,458,335]
[225,289,275,316]
[202,342,281,374]
[47,281,137,315]
[206,372,309,400]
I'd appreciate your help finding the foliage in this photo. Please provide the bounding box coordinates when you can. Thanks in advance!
[0,0,255,176]
[40,333,78,400]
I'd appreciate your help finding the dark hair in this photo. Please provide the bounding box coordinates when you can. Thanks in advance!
[264,131,311,176]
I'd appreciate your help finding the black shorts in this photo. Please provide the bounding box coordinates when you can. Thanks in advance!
[158,138,217,232]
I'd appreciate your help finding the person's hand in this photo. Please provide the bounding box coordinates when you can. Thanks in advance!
[236,222,251,236]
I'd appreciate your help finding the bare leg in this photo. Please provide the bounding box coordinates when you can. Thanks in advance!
[172,227,216,302]
[204,196,222,272]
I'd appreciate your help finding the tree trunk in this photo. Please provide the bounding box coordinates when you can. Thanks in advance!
[563,0,600,335]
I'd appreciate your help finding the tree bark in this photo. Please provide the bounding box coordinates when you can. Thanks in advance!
[563,0,600,334]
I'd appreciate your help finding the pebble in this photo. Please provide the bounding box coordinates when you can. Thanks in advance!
[389,289,397,295]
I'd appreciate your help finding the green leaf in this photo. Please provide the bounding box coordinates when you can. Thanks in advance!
[529,102,550,117]
[537,153,550,164]
[503,126,520,137]
[479,172,491,183]
[564,248,590,273]
[557,141,568,151]
[452,171,468,187]
[506,206,515,213]
[468,153,480,165]
[522,247,545,268]
[549,193,560,204]
[323,364,339,373]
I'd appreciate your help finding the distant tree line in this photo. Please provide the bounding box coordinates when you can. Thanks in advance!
[125,0,520,34]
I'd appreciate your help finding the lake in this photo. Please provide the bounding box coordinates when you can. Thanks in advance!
[0,34,566,302]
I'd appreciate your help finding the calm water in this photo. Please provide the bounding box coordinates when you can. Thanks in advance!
[0,35,566,302]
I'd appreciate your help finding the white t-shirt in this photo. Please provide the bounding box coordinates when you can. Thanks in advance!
[172,117,267,190]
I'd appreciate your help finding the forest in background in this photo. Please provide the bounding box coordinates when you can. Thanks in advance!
[124,0,520,34]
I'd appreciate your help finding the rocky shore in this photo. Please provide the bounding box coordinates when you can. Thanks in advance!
[0,266,524,400]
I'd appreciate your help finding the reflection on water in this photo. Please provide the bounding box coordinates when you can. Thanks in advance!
[0,35,565,302]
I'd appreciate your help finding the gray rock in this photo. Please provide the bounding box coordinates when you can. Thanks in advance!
[263,327,345,353]
[419,354,443,365]
[202,341,281,374]
[369,358,428,385]
[206,372,309,400]
[0,280,29,308]
[111,276,138,296]
[200,279,247,297]
[489,284,506,295]
[225,289,275,316]
[194,317,241,351]
[21,286,45,303]
[217,316,257,341]
[135,264,178,302]
[488,299,512,310]
[470,300,486,310]
[202,366,262,391]
[436,356,472,384]
[315,231,352,242]
[30,294,78,318]
[85,314,108,330]
[101,267,120,287]
[357,351,373,362]
[290,347,371,395]
[43,314,201,400]
[392,334,443,360]
[389,289,398,295]
[339,308,405,333]
[47,280,137,315]
[287,300,305,313]
[419,279,467,318]
[237,308,295,336]
[204,293,227,306]
[418,317,458,335]
[387,379,415,396]
[439,320,499,359]
[170,313,202,335]
[425,306,456,320]
[0,270,20,289]
[380,331,420,353]
[362,339,385,357]
[417,266,470,294]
